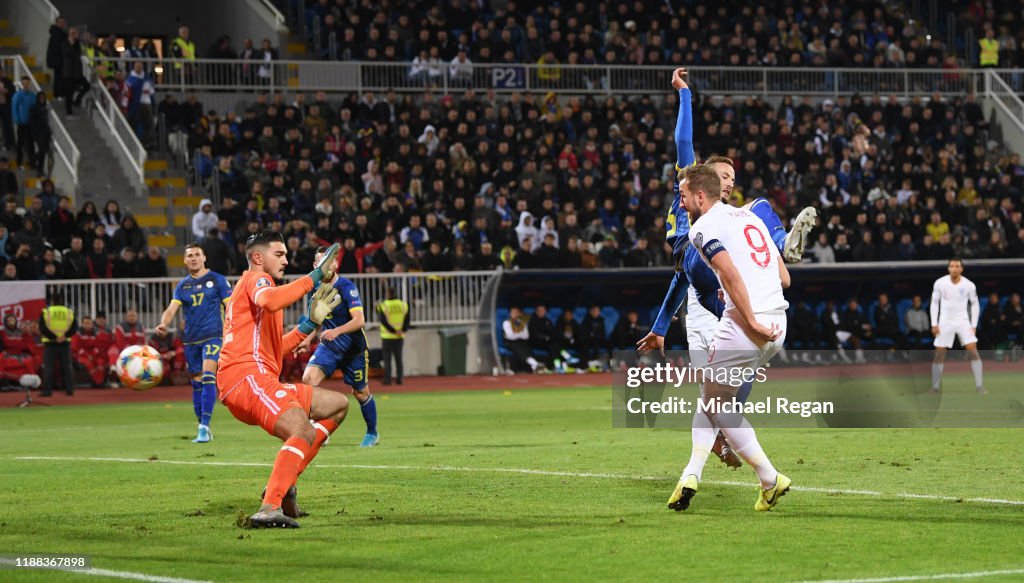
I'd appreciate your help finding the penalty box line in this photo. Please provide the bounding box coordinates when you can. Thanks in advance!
[12,455,1024,507]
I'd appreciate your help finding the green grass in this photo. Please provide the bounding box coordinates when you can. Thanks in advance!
[1,373,1023,582]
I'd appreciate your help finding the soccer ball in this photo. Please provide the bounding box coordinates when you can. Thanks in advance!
[115,345,164,391]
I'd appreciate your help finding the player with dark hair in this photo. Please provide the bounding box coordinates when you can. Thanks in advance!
[156,243,232,442]
[218,233,347,528]
[930,258,985,394]
[298,245,378,447]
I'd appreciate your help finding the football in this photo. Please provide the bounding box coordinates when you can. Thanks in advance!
[115,345,164,391]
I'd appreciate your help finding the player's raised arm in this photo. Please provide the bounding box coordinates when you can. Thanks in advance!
[673,68,695,170]
[250,238,340,312]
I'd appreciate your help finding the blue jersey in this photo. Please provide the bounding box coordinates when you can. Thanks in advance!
[172,271,232,344]
[319,276,367,355]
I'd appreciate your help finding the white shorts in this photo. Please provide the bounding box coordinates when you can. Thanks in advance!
[702,311,787,387]
[685,286,718,361]
[933,321,978,349]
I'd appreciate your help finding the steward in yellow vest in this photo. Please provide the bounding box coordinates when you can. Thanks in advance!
[38,292,78,396]
[376,287,409,385]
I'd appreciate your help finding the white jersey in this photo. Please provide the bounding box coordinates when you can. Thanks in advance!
[685,285,718,333]
[689,202,788,314]
[930,275,979,326]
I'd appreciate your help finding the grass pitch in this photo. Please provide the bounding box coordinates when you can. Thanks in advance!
[1,373,1022,582]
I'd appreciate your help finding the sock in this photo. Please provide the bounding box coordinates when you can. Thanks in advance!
[527,357,539,369]
[681,410,717,481]
[747,198,787,251]
[297,418,339,476]
[262,437,312,509]
[719,417,778,489]
[736,381,752,404]
[360,395,378,435]
[190,378,202,421]
[855,348,865,362]
[971,358,983,389]
[200,372,218,427]
[931,362,944,389]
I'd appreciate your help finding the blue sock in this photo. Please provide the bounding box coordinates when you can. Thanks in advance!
[748,197,788,252]
[360,395,378,435]
[190,379,202,422]
[200,371,217,427]
[736,381,753,404]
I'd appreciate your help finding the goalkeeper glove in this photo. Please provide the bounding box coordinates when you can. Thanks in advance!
[298,283,342,334]
[309,242,340,286]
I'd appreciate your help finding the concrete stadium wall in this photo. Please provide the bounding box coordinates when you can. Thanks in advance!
[363,325,483,377]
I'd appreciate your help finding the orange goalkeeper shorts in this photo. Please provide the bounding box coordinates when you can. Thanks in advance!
[219,372,313,436]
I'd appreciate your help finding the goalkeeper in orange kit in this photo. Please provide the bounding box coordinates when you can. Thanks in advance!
[217,232,347,528]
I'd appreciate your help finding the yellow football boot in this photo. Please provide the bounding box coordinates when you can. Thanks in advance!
[667,474,699,511]
[754,473,792,511]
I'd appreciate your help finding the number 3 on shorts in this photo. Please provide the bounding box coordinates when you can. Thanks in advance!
[353,369,364,382]
[205,344,221,356]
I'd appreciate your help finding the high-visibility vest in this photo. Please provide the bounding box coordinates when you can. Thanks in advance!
[42,306,74,343]
[172,37,196,69]
[377,299,408,340]
[979,38,999,66]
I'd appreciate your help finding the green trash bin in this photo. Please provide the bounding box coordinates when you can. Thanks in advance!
[437,328,470,376]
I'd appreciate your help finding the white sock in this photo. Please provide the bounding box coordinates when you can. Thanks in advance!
[931,362,944,389]
[527,357,539,370]
[855,348,865,361]
[719,419,778,489]
[681,411,717,481]
[971,358,983,389]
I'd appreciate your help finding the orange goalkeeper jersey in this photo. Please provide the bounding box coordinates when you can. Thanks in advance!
[219,270,314,387]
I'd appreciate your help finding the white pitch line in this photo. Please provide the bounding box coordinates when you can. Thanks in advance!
[795,567,1024,582]
[12,456,1024,507]
[0,559,212,583]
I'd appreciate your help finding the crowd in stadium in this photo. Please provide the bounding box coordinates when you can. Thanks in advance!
[300,0,1024,69]
[4,80,1023,281]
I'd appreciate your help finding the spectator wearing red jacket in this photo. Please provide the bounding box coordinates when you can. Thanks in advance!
[149,329,185,380]
[71,315,109,386]
[1,314,40,386]
[110,309,146,366]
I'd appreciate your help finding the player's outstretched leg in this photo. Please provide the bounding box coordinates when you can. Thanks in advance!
[783,207,818,263]
[273,384,350,519]
[745,197,817,263]
[705,383,790,512]
[249,408,315,528]
[668,410,716,511]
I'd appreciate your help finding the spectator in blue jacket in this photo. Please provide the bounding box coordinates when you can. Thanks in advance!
[11,76,35,170]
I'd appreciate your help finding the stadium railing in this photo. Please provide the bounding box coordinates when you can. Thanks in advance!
[122,58,1000,98]
[984,70,1024,155]
[0,55,81,192]
[42,271,499,332]
[82,57,147,192]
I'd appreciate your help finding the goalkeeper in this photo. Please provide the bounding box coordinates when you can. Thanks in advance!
[217,234,349,528]
[296,245,378,448]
